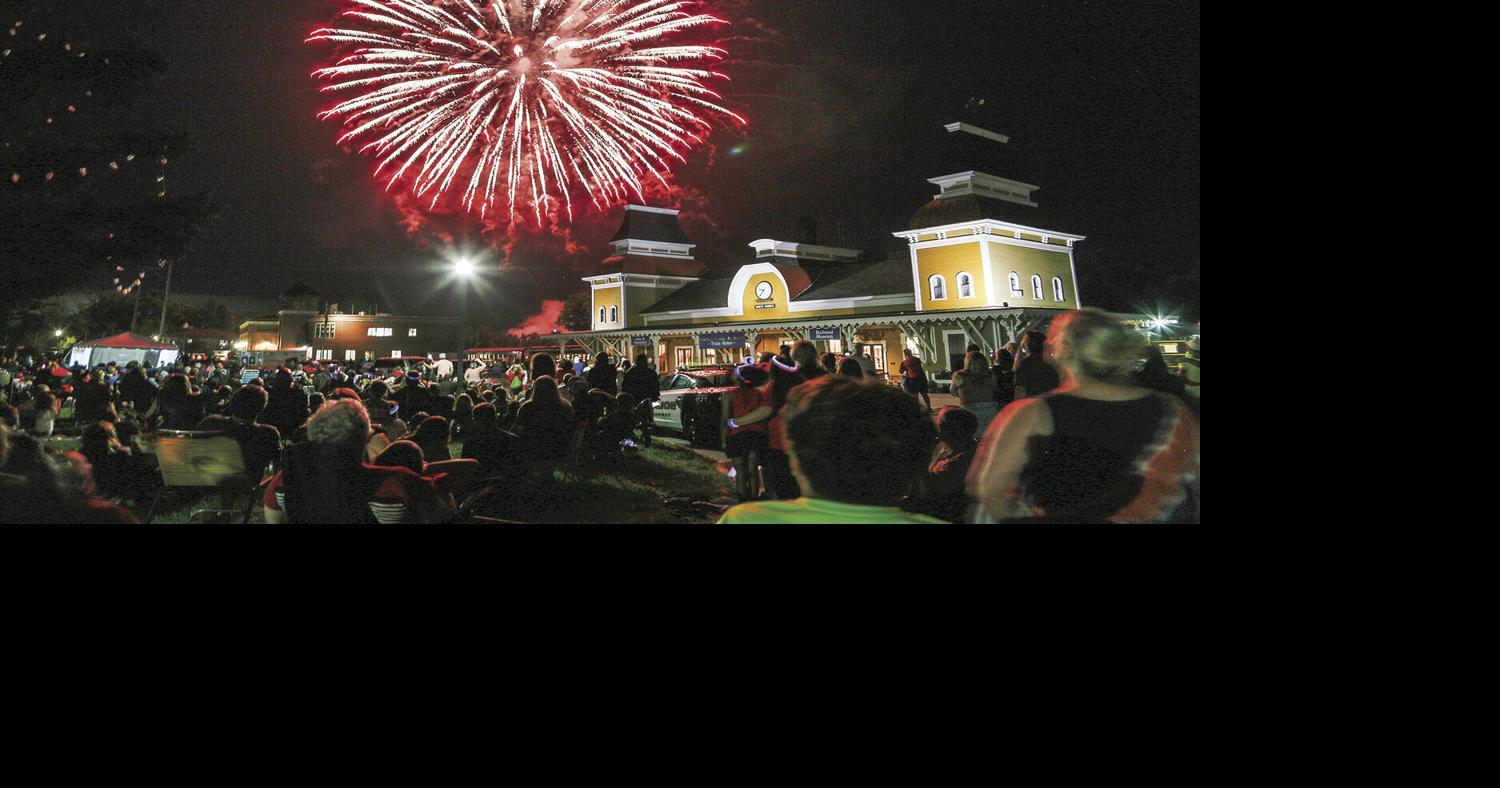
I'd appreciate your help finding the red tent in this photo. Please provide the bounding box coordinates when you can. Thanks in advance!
[80,332,179,350]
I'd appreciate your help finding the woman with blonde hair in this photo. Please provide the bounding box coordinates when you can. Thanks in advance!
[967,309,1199,523]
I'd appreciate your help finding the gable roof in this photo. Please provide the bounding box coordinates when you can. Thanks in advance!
[641,278,734,314]
[796,257,915,301]
[610,207,694,246]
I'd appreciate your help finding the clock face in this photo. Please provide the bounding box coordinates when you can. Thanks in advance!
[756,282,773,300]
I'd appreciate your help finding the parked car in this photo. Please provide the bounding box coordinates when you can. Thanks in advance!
[651,367,738,447]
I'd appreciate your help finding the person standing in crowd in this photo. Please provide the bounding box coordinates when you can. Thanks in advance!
[951,351,999,436]
[1013,330,1060,400]
[464,361,482,387]
[261,368,310,443]
[621,354,660,446]
[434,355,454,381]
[899,348,932,413]
[118,361,158,417]
[760,340,827,500]
[586,352,618,395]
[854,348,877,378]
[968,309,1200,523]
[725,363,772,501]
[71,370,112,424]
[837,357,864,378]
[820,352,840,375]
[264,398,450,524]
[719,376,943,524]
[993,342,1017,410]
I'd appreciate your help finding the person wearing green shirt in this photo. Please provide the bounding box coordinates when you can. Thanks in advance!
[719,375,947,524]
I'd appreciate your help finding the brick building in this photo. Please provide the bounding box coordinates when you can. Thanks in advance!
[238,282,461,363]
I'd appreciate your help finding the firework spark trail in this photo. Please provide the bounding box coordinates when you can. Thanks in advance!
[309,0,744,225]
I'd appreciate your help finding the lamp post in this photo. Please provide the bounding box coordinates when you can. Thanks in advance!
[453,256,477,372]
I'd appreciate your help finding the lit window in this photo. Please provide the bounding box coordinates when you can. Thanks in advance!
[315,349,333,361]
[1009,273,1023,296]
[929,275,947,301]
[1053,277,1066,302]
[1032,275,1044,300]
[315,323,336,339]
[958,273,974,299]
[345,349,357,362]
[609,305,618,324]
[367,327,392,337]
[408,328,418,337]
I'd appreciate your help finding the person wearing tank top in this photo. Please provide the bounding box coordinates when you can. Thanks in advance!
[968,310,1200,523]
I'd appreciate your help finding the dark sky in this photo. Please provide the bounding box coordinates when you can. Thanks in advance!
[14,0,1199,326]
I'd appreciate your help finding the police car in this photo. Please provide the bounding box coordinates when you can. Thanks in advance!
[652,366,738,447]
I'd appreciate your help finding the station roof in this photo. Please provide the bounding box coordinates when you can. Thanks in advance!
[910,193,1062,231]
[642,257,916,315]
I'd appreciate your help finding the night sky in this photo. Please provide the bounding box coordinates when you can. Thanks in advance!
[12,0,1199,327]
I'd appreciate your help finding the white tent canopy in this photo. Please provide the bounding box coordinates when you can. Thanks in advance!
[67,332,181,369]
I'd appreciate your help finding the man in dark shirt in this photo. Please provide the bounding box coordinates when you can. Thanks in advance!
[620,354,660,445]
[71,373,112,423]
[1014,331,1060,400]
[586,352,619,395]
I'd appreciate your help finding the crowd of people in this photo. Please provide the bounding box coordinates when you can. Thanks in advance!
[715,309,1200,523]
[1,308,1200,524]
[0,350,660,524]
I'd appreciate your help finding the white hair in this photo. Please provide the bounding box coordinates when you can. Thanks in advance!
[306,398,371,449]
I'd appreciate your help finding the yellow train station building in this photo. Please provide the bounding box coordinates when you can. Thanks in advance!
[559,119,1086,380]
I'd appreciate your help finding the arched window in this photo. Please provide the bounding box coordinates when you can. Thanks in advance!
[929,275,947,301]
[1032,275,1044,300]
[1009,272,1023,296]
[958,273,974,299]
[599,307,606,324]
[609,305,618,324]
[1053,277,1066,302]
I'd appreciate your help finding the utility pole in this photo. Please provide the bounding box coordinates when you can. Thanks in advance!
[129,285,143,335]
[156,259,174,338]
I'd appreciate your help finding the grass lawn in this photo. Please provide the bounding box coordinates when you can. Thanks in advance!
[41,434,735,524]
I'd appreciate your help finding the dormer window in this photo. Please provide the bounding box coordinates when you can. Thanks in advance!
[1009,273,1023,296]
[929,275,948,301]
[958,273,975,299]
[1053,277,1066,302]
[599,307,606,325]
[609,305,618,324]
[1032,275,1044,301]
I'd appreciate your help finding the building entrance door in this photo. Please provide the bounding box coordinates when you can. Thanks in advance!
[859,343,888,381]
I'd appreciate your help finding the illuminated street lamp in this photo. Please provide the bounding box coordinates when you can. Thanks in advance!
[452,255,478,367]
